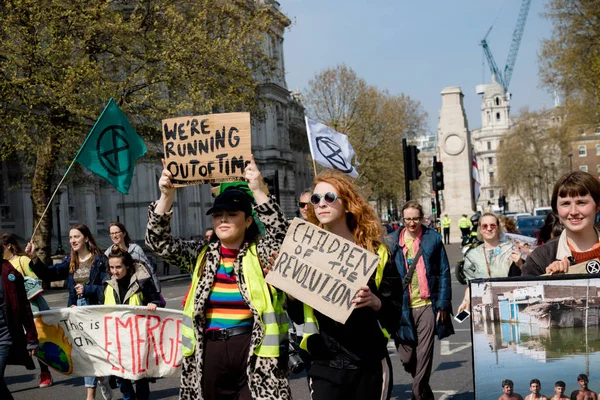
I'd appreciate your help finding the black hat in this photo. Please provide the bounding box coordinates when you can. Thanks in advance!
[206,187,254,216]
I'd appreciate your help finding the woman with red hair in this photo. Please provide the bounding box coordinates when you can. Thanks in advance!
[287,170,402,400]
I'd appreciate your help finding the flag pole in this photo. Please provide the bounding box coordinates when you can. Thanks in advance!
[305,117,318,177]
[31,99,114,240]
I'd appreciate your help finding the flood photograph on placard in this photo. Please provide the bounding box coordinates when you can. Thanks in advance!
[471,277,600,400]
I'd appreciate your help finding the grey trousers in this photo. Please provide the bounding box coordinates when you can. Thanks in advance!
[398,304,435,400]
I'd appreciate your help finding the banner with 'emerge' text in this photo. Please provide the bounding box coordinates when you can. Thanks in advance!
[34,306,183,380]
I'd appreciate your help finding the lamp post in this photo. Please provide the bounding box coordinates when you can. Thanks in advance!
[55,188,65,255]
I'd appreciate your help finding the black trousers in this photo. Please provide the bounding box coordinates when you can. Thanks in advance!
[460,227,470,238]
[308,357,389,400]
[443,228,450,244]
[203,333,252,400]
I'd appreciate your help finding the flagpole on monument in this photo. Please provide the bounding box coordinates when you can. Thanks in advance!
[31,100,114,239]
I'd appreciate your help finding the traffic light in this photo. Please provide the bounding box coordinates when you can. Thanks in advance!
[431,198,436,215]
[498,195,506,209]
[406,145,421,181]
[432,161,444,191]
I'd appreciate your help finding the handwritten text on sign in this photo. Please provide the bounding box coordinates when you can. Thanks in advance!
[265,218,380,324]
[162,112,251,186]
[34,306,183,380]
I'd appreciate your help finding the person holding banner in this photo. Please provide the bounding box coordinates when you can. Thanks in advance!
[0,256,39,400]
[522,171,600,276]
[287,170,402,400]
[145,155,291,400]
[1,233,52,388]
[387,200,453,400]
[105,245,162,400]
[26,224,112,400]
[105,222,161,293]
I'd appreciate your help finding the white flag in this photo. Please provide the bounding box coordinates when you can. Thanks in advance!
[305,117,358,178]
[472,151,481,203]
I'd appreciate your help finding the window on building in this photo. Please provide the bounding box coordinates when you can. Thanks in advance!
[579,128,586,136]
[487,141,491,150]
[496,112,501,121]
[597,165,600,175]
[495,97,500,106]
[596,144,600,156]
[580,165,589,172]
[488,157,493,165]
[595,126,600,134]
[579,145,587,156]
[490,189,495,199]
[489,172,495,183]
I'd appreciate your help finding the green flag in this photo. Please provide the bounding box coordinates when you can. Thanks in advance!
[76,98,147,194]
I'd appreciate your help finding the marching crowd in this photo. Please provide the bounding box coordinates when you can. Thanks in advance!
[1,159,600,400]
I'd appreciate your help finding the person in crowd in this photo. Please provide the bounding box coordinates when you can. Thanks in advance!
[499,215,521,235]
[297,189,311,220]
[204,228,214,240]
[105,222,160,293]
[551,381,568,400]
[387,200,453,400]
[525,379,548,400]
[0,254,39,400]
[0,233,52,387]
[458,213,523,314]
[146,155,291,400]
[286,170,401,400]
[522,172,600,276]
[458,214,473,239]
[26,224,112,400]
[105,245,161,400]
[499,379,524,400]
[442,214,451,244]
[571,374,597,400]
[536,212,564,246]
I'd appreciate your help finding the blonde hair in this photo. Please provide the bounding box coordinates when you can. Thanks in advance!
[306,170,385,253]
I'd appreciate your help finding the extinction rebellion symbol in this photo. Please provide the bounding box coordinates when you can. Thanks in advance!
[98,125,132,177]
[315,137,353,173]
[585,259,600,274]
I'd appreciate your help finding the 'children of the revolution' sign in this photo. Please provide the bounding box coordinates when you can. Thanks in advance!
[162,112,251,186]
[34,306,183,380]
[265,218,380,324]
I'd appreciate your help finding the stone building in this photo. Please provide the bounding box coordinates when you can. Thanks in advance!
[0,1,312,250]
[570,127,600,178]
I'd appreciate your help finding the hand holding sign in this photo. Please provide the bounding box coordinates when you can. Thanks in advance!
[245,154,269,205]
[352,286,381,311]
[546,257,570,274]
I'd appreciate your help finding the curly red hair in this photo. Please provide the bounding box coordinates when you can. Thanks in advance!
[306,170,385,254]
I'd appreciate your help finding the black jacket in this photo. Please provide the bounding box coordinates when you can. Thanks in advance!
[287,250,402,365]
[522,238,560,276]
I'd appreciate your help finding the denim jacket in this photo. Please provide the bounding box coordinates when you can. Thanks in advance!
[386,226,454,344]
[31,254,108,307]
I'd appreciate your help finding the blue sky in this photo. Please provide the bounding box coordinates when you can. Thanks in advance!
[281,0,554,134]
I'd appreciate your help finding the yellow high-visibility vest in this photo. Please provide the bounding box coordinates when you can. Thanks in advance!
[104,284,143,306]
[300,244,390,352]
[181,243,288,358]
[442,217,451,228]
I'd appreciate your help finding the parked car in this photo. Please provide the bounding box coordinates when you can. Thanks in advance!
[516,216,545,238]
[533,206,552,217]
[513,212,532,221]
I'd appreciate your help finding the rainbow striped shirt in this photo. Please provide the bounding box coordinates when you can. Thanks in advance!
[205,246,253,331]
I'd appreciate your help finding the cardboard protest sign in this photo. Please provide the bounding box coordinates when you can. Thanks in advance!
[34,306,183,380]
[265,218,380,324]
[162,112,251,186]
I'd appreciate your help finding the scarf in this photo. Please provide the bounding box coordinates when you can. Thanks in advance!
[399,228,430,300]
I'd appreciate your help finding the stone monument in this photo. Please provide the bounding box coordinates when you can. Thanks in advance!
[437,87,476,241]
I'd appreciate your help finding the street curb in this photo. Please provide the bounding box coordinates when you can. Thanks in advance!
[159,274,190,283]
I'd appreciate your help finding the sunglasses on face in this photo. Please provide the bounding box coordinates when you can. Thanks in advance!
[310,192,339,205]
[403,217,422,223]
[298,202,309,208]
[481,224,497,230]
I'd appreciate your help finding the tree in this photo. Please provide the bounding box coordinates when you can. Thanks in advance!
[539,0,600,128]
[303,64,428,207]
[497,109,568,212]
[0,0,279,257]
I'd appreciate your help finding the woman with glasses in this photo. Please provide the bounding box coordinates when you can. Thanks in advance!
[457,213,523,314]
[145,155,291,400]
[105,222,160,293]
[386,200,453,400]
[287,170,402,400]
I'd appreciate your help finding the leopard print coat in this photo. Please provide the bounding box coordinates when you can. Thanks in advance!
[145,198,291,400]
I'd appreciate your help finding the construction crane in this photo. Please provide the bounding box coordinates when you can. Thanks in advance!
[479,0,532,96]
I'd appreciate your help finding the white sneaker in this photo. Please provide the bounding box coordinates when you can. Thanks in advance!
[97,377,113,400]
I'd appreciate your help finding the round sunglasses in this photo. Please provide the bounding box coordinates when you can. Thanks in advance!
[310,192,339,205]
